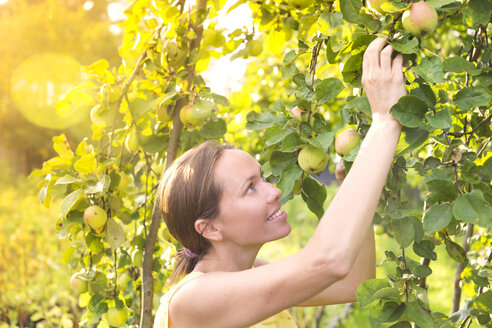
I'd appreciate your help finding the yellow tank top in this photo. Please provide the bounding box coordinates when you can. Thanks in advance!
[154,272,298,328]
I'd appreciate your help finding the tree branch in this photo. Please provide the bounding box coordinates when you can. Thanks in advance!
[451,223,474,314]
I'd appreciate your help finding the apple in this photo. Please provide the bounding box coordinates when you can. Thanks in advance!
[100,83,121,103]
[402,2,438,37]
[180,104,204,126]
[106,307,128,327]
[247,40,263,57]
[84,205,107,231]
[298,145,329,174]
[125,130,138,153]
[367,0,389,14]
[191,101,214,120]
[289,0,313,10]
[291,107,304,120]
[335,128,362,156]
[90,105,113,128]
[335,161,346,184]
[156,104,173,122]
[70,273,88,293]
[450,149,462,164]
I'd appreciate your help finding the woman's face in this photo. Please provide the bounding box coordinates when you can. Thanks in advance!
[213,149,291,248]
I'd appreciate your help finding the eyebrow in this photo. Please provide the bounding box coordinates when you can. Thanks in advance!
[239,166,262,192]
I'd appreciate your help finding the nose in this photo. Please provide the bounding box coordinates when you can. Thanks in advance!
[266,182,282,203]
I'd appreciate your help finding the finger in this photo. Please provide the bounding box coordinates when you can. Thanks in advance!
[363,37,387,69]
[391,53,404,78]
[380,44,394,74]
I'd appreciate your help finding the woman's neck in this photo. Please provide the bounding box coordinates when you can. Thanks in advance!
[194,244,262,272]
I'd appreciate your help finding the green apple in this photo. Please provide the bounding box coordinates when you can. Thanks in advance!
[83,205,107,231]
[180,104,204,126]
[298,145,329,174]
[247,40,263,57]
[125,130,138,153]
[90,105,113,128]
[289,0,313,10]
[163,41,187,68]
[70,273,88,293]
[100,83,121,103]
[191,101,214,120]
[367,0,389,14]
[335,129,362,156]
[106,307,128,327]
[156,104,173,122]
[450,149,462,164]
[402,2,438,37]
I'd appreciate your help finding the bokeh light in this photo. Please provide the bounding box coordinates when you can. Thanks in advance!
[10,53,91,129]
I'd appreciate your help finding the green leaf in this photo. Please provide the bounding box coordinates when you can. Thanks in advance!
[246,111,284,130]
[425,108,453,130]
[344,96,371,117]
[282,133,303,152]
[270,151,297,176]
[462,0,492,27]
[426,179,458,202]
[356,279,393,306]
[278,164,303,199]
[411,84,436,107]
[453,86,491,111]
[342,53,363,83]
[131,93,159,118]
[307,131,335,152]
[474,291,492,313]
[452,190,492,228]
[412,56,444,84]
[318,12,344,35]
[391,216,423,248]
[396,128,429,156]
[74,154,97,175]
[390,322,412,328]
[301,177,327,219]
[199,118,227,139]
[406,302,434,328]
[414,265,432,278]
[423,203,453,233]
[443,56,479,74]
[265,128,295,146]
[413,240,437,261]
[107,218,126,249]
[427,0,457,8]
[87,59,109,77]
[339,0,362,24]
[315,78,344,105]
[60,189,83,217]
[444,238,468,263]
[370,301,405,323]
[388,34,419,54]
[391,96,429,128]
[140,134,168,153]
[56,174,82,185]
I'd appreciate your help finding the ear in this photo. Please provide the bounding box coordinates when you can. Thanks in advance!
[195,218,223,242]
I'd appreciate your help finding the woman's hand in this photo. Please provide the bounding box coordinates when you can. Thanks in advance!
[362,38,406,122]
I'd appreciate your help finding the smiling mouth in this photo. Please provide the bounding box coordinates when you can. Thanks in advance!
[267,209,282,221]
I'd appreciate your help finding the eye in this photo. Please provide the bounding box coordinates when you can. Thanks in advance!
[246,183,255,194]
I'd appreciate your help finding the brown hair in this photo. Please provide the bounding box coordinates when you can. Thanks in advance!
[158,141,233,283]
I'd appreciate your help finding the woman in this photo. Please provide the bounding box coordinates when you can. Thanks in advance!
[154,37,406,328]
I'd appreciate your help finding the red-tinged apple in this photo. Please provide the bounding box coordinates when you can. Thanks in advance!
[367,0,389,14]
[335,128,362,156]
[298,145,329,174]
[289,0,313,10]
[450,149,462,164]
[70,273,88,293]
[402,2,438,37]
[83,205,107,231]
[180,104,204,126]
[335,161,346,185]
[106,307,128,327]
[291,107,304,120]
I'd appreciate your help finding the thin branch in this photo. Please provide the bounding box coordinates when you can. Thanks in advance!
[451,223,474,313]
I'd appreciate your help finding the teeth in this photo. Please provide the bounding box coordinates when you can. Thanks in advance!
[267,209,282,221]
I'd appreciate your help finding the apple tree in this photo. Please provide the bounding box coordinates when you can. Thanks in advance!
[33,0,491,327]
